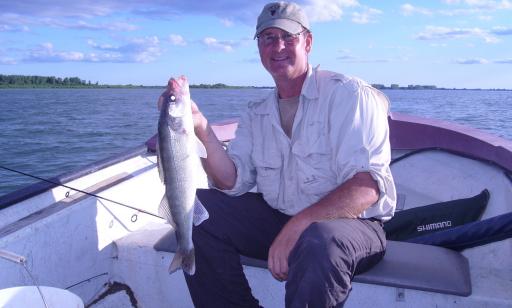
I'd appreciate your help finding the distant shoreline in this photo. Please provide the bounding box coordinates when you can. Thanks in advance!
[0,84,273,90]
[1,85,510,91]
[0,74,509,91]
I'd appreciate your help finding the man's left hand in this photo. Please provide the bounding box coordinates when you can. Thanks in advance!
[268,216,311,281]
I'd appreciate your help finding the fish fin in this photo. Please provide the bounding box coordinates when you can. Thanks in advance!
[158,195,176,228]
[193,197,209,226]
[156,142,165,183]
[169,249,195,275]
[195,135,207,158]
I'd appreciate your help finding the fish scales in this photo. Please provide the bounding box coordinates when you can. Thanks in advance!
[157,76,198,275]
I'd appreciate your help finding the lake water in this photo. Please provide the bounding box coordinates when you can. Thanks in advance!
[1,88,511,196]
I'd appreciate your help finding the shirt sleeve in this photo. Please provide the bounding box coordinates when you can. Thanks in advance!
[329,81,397,221]
[212,109,257,196]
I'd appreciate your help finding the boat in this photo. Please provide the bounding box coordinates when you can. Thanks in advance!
[0,112,511,307]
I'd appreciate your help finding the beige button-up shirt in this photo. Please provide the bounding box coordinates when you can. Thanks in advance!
[219,65,396,221]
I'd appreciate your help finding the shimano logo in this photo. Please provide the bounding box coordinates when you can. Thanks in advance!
[417,221,452,232]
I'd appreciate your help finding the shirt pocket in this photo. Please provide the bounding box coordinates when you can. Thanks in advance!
[292,124,336,197]
[252,146,281,206]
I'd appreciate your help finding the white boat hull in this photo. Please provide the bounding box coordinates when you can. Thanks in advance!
[1,114,511,307]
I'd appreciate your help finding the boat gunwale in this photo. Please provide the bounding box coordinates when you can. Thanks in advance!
[389,112,512,173]
[0,145,148,210]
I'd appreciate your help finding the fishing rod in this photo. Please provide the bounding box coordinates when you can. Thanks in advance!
[0,164,164,219]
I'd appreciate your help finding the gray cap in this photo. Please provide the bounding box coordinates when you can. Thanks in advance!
[254,2,310,38]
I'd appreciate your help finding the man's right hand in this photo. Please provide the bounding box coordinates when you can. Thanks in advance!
[157,79,208,142]
[157,78,237,190]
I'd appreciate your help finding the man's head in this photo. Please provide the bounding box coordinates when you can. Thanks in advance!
[254,2,310,39]
[255,2,312,85]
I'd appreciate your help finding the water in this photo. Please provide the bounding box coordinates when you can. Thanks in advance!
[1,88,511,196]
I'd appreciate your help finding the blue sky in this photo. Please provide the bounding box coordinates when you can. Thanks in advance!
[1,0,511,89]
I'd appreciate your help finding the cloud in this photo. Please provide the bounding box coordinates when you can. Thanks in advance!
[0,57,17,65]
[0,1,117,18]
[336,50,392,63]
[202,37,236,52]
[41,19,138,31]
[1,12,136,33]
[89,36,162,63]
[400,4,433,16]
[494,58,512,63]
[0,24,29,32]
[455,57,512,64]
[351,7,382,24]
[415,26,499,43]
[0,14,31,32]
[24,43,88,62]
[463,0,512,10]
[220,18,234,27]
[1,0,385,32]
[420,0,512,17]
[25,36,161,63]
[169,34,187,46]
[302,0,360,22]
[455,58,490,64]
[491,26,512,35]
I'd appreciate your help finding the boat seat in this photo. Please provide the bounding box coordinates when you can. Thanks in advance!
[154,230,471,297]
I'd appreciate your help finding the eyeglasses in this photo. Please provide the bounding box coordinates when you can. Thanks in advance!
[256,30,307,46]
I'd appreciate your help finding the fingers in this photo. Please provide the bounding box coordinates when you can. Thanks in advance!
[190,99,200,113]
[268,245,288,282]
[157,91,166,111]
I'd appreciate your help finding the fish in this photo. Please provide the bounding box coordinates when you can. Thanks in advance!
[157,75,207,275]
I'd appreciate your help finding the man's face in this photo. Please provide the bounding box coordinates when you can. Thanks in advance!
[257,27,312,82]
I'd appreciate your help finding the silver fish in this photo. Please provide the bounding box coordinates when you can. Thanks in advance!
[157,76,206,275]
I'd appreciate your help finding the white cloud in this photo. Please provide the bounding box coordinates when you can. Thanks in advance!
[494,58,512,63]
[430,43,449,47]
[455,58,490,64]
[25,36,161,63]
[169,34,187,46]
[415,26,499,43]
[491,26,512,35]
[202,37,235,52]
[40,19,138,31]
[351,7,382,24]
[336,49,392,63]
[302,0,360,22]
[478,15,493,20]
[220,18,234,27]
[464,0,512,9]
[401,4,433,16]
[25,42,87,62]
[0,14,31,32]
[0,57,17,65]
[1,1,116,18]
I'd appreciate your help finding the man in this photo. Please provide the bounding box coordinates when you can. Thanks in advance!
[161,2,396,307]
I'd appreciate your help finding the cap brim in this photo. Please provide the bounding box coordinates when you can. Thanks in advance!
[254,19,303,39]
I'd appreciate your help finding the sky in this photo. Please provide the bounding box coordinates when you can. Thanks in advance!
[1,0,511,89]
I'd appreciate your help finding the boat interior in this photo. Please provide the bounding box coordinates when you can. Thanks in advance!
[0,112,511,307]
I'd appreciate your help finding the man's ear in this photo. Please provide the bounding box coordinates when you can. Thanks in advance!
[305,33,313,53]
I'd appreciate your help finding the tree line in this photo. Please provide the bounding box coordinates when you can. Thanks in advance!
[0,74,98,88]
[0,74,273,89]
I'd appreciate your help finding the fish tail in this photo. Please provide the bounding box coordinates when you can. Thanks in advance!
[169,249,195,275]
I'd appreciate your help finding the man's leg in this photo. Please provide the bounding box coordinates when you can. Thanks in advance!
[286,219,386,308]
[185,189,290,308]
